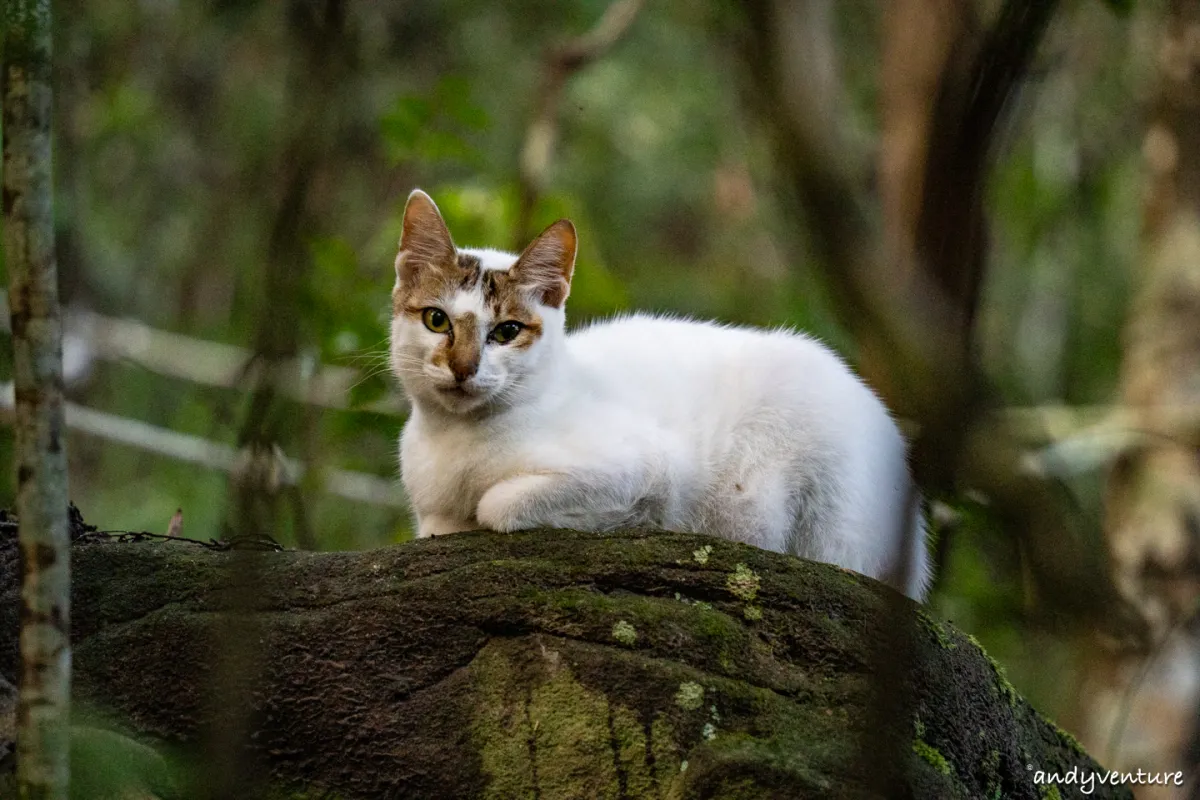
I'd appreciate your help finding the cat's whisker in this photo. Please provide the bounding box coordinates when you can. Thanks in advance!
[385,355,428,371]
[335,339,393,366]
[347,336,392,353]
[339,351,391,367]
[342,357,389,370]
[348,365,396,390]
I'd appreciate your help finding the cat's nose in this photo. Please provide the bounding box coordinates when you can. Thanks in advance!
[448,337,481,383]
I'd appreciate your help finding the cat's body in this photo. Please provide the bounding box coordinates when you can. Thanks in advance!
[390,190,930,600]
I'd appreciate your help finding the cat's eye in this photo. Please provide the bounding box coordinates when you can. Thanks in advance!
[422,308,451,333]
[490,321,523,344]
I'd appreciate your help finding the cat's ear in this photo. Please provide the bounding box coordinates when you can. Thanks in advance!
[396,189,456,287]
[511,219,576,308]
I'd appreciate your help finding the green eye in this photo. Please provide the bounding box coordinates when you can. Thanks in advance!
[422,308,450,333]
[491,321,523,344]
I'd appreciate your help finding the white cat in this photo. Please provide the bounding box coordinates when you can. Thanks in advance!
[389,189,931,600]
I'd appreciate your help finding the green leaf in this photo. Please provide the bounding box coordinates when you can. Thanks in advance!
[436,75,489,129]
[309,235,359,280]
[433,183,517,246]
[70,725,178,800]
[379,96,433,152]
[380,77,485,166]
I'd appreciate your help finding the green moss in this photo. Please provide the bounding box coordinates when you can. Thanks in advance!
[1039,785,1062,800]
[742,604,762,621]
[470,642,683,799]
[612,620,638,646]
[913,739,952,776]
[726,563,761,602]
[1034,709,1087,758]
[523,583,769,683]
[981,748,1002,799]
[675,681,706,711]
[673,591,714,611]
[917,609,958,650]
[684,728,839,795]
[965,633,1019,708]
[692,545,713,565]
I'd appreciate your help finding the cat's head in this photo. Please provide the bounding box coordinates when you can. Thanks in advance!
[389,189,576,415]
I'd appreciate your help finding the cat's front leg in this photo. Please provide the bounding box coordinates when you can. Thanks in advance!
[475,474,562,532]
[416,512,476,538]
[476,472,637,532]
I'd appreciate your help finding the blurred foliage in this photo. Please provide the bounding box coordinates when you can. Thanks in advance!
[67,724,178,800]
[1101,0,1135,18]
[0,0,1166,736]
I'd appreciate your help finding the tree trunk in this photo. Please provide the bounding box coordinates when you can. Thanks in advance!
[1081,0,1200,790]
[3,1,72,797]
[0,520,1131,799]
[1104,0,1200,650]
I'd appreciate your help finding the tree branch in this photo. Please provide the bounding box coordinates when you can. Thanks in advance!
[513,0,645,248]
[0,524,1133,799]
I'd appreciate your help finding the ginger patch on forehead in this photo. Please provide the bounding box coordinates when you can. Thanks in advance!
[393,251,482,315]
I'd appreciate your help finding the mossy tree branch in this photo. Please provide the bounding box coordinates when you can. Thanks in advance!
[0,525,1133,799]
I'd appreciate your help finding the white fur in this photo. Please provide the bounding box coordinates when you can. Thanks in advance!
[391,247,931,600]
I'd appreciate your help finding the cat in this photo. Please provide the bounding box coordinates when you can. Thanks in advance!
[389,189,931,600]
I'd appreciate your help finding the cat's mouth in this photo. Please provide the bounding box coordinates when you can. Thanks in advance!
[433,383,493,412]
[438,384,481,399]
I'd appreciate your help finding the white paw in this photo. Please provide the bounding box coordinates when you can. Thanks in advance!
[476,475,551,532]
[417,514,473,538]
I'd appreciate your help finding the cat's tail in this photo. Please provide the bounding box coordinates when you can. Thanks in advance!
[879,489,932,601]
[903,497,933,601]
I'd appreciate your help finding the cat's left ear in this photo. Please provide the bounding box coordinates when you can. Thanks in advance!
[512,219,576,308]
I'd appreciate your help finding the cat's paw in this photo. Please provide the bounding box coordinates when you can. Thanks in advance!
[476,475,553,533]
[416,513,474,538]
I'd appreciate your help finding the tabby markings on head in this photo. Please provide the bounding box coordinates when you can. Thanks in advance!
[456,253,482,290]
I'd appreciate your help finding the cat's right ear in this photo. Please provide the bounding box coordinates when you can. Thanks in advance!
[395,189,455,288]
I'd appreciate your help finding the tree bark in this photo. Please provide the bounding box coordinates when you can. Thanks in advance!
[878,0,970,279]
[3,1,72,797]
[1079,0,1200,786]
[1104,0,1200,653]
[0,522,1131,799]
